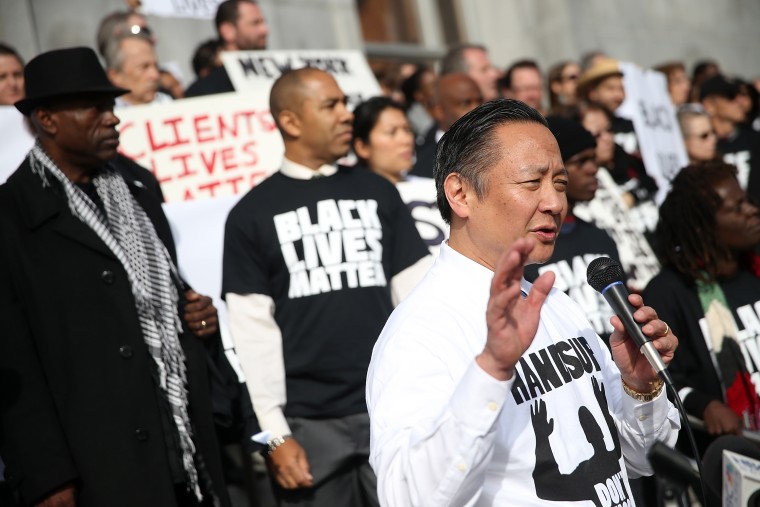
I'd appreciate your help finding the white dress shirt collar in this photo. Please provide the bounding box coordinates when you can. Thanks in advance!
[280,158,338,180]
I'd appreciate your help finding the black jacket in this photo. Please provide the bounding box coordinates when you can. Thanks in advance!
[0,156,230,507]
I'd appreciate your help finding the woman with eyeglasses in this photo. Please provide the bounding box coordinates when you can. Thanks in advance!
[547,60,581,113]
[677,105,718,164]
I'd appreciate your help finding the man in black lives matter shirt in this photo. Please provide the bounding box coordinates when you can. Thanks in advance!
[222,67,430,506]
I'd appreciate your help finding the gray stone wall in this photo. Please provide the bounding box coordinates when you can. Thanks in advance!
[1,0,759,86]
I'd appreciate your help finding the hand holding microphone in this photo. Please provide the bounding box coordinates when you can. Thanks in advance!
[587,257,677,389]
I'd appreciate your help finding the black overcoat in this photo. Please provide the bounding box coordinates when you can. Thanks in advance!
[0,157,230,507]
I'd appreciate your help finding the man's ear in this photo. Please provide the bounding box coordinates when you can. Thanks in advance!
[431,103,444,124]
[218,22,236,46]
[702,98,716,116]
[444,172,473,220]
[353,138,371,161]
[32,107,57,137]
[106,68,123,88]
[278,110,301,139]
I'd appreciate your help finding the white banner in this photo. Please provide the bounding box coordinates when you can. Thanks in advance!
[573,169,660,291]
[0,107,35,184]
[140,0,223,19]
[116,92,281,203]
[616,62,689,204]
[221,50,382,109]
[396,176,448,257]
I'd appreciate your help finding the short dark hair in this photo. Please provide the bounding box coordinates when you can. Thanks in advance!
[0,43,23,66]
[400,65,433,107]
[440,43,486,75]
[435,98,548,224]
[192,38,222,77]
[547,60,574,109]
[352,97,406,164]
[500,59,540,91]
[215,0,256,33]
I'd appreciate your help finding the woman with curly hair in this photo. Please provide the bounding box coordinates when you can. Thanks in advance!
[643,161,760,456]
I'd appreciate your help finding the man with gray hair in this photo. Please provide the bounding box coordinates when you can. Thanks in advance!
[441,43,501,101]
[105,33,172,107]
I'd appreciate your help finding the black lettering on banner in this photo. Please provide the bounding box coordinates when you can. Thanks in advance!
[298,57,352,75]
[657,152,681,181]
[638,100,673,131]
[170,0,216,16]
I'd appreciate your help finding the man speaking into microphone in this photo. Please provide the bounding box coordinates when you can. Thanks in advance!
[366,99,680,506]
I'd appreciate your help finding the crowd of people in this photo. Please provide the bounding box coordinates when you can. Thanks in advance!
[2,0,760,506]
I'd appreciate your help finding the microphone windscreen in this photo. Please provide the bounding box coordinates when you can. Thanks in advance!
[586,257,626,293]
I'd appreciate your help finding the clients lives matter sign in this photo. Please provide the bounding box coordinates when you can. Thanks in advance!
[116,91,281,203]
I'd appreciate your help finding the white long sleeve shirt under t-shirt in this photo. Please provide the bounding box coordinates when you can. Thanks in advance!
[366,242,680,506]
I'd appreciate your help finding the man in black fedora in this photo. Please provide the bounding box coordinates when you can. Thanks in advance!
[0,47,230,507]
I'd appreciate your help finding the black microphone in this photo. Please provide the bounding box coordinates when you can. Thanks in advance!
[586,257,672,385]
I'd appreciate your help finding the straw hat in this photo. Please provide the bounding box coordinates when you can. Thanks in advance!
[576,58,623,99]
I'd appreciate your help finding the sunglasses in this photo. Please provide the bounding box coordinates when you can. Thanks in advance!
[562,74,579,82]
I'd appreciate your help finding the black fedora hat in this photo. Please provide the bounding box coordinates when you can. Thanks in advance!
[15,46,129,115]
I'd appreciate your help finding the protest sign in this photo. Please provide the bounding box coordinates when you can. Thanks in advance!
[222,49,382,109]
[573,168,660,291]
[140,0,222,19]
[396,177,448,256]
[116,91,281,203]
[0,107,35,183]
[617,62,689,204]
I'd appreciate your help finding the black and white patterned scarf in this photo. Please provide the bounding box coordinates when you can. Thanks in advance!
[29,143,207,502]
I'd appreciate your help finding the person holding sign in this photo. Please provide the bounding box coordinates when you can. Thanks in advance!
[222,68,430,506]
[186,0,269,97]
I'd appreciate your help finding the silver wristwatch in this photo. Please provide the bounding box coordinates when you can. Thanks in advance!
[266,434,292,455]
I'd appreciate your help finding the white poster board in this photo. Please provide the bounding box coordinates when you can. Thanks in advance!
[0,107,35,183]
[616,62,689,204]
[396,177,448,257]
[573,169,660,291]
[140,0,222,19]
[115,92,281,203]
[221,49,382,109]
